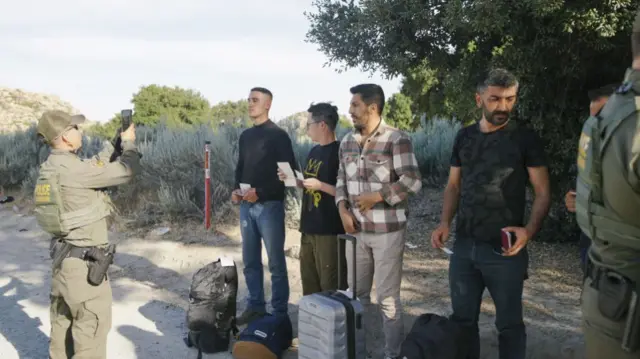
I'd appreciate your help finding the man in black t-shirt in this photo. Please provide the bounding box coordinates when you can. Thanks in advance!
[431,68,551,359]
[278,102,347,295]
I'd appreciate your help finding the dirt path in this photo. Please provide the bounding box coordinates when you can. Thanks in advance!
[0,205,302,359]
[0,187,587,359]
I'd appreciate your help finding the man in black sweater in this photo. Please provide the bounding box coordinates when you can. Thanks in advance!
[232,87,298,324]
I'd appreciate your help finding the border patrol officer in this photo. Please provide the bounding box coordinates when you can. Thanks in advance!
[576,11,640,359]
[34,110,141,359]
[565,83,618,272]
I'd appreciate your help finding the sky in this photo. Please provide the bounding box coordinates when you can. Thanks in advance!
[0,0,402,123]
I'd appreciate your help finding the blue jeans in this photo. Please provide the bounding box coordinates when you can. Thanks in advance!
[239,200,289,314]
[449,238,529,359]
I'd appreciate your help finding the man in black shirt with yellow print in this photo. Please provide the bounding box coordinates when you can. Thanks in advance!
[278,102,347,295]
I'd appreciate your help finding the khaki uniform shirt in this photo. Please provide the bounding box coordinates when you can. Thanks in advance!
[589,68,640,281]
[46,140,139,247]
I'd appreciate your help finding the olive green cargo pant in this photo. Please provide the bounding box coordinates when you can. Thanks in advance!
[299,233,348,295]
[581,277,640,359]
[49,257,112,359]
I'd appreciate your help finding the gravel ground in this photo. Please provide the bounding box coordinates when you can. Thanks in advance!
[0,187,585,359]
[397,187,586,359]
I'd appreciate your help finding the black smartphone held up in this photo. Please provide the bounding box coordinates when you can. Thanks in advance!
[121,109,133,131]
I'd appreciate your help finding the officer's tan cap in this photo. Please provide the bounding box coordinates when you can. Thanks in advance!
[37,110,86,143]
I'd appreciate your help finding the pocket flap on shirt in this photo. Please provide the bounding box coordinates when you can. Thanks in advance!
[344,154,359,162]
[365,154,391,165]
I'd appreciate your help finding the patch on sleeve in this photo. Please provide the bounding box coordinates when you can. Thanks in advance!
[34,183,51,203]
[577,132,591,170]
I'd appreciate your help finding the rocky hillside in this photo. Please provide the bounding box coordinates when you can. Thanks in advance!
[0,87,88,134]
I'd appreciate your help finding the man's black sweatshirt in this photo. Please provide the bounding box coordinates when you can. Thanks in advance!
[234,119,298,202]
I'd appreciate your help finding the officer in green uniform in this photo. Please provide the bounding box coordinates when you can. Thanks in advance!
[33,110,140,359]
[575,11,640,359]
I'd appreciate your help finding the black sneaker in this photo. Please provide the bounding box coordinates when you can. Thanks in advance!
[236,309,267,326]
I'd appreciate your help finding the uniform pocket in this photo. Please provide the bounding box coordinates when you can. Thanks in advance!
[79,286,112,340]
[80,301,100,338]
[61,258,108,305]
[581,278,626,341]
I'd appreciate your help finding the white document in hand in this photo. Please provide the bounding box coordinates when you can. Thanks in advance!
[295,170,304,181]
[239,183,251,195]
[441,247,453,255]
[219,256,235,267]
[277,162,297,187]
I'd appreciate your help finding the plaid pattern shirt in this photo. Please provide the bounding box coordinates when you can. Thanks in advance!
[335,121,422,233]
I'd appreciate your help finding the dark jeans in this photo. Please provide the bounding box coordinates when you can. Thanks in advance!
[240,200,289,314]
[449,238,529,359]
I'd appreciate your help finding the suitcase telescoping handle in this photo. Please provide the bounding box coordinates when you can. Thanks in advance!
[337,234,357,299]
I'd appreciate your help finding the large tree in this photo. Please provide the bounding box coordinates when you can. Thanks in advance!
[383,93,415,131]
[130,85,211,126]
[210,99,251,127]
[305,0,638,241]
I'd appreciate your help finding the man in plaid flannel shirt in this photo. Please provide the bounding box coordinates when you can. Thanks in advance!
[335,83,422,359]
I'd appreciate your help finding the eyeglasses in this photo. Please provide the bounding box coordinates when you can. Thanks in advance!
[305,121,323,129]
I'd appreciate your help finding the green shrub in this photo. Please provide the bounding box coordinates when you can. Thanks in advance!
[0,125,48,188]
[411,117,462,186]
[110,124,240,226]
[0,118,499,235]
[0,125,103,193]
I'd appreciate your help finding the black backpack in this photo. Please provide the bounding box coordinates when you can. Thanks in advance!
[400,313,466,359]
[184,257,239,359]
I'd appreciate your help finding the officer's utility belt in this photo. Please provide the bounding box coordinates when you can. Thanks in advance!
[585,258,639,353]
[50,238,117,287]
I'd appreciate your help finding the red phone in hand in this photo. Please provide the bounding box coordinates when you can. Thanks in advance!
[501,230,514,251]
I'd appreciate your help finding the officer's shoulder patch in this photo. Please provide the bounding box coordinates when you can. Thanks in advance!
[577,132,591,171]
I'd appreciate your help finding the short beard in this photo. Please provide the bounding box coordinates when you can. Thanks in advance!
[483,106,510,126]
[352,116,365,132]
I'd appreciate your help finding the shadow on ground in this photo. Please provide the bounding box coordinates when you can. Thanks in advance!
[0,277,50,359]
[117,298,301,358]
[398,226,586,358]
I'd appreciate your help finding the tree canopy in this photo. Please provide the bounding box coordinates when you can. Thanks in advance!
[382,92,414,131]
[129,85,211,127]
[305,0,638,239]
[210,99,252,127]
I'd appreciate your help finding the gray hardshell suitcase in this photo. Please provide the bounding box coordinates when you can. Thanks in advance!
[297,234,367,359]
